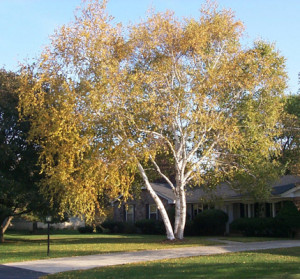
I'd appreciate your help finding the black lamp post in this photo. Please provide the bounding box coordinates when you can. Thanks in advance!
[45,216,52,256]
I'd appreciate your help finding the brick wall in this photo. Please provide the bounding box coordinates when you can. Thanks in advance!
[113,189,173,222]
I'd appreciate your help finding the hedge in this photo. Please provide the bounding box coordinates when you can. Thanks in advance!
[135,219,165,235]
[230,201,300,237]
[192,209,228,236]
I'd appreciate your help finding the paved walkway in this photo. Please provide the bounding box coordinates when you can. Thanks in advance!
[2,239,300,278]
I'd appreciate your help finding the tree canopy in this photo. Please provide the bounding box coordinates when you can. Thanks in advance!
[19,0,287,239]
[0,69,43,242]
[279,94,300,174]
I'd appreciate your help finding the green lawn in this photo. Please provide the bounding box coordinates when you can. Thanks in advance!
[0,231,217,264]
[43,247,300,279]
[219,236,287,242]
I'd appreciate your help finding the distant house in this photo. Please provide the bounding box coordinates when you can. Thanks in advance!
[10,217,85,232]
[113,175,300,233]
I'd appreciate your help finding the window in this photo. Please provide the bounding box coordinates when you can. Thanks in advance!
[240,203,245,218]
[275,202,282,215]
[126,205,134,222]
[149,204,158,220]
[193,204,214,217]
[193,204,202,217]
[265,203,272,217]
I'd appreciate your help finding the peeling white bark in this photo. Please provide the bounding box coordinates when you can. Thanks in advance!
[173,194,181,235]
[137,162,175,240]
[176,188,186,239]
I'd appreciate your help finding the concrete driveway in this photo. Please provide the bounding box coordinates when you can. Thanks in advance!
[2,239,300,279]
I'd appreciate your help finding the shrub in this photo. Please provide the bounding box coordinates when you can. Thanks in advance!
[276,201,300,228]
[135,219,165,235]
[101,220,125,233]
[123,222,137,234]
[275,201,300,237]
[271,217,290,237]
[78,226,93,234]
[230,217,290,237]
[231,218,267,236]
[193,209,228,236]
[184,220,196,236]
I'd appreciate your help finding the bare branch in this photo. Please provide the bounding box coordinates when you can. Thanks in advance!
[184,139,218,183]
[137,128,179,166]
[211,42,227,70]
[186,125,212,162]
[149,155,175,190]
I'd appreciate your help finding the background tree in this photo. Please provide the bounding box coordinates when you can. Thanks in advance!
[0,69,43,242]
[19,1,134,224]
[20,1,287,240]
[278,94,300,174]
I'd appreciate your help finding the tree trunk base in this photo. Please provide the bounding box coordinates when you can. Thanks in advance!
[0,230,4,243]
[161,238,186,244]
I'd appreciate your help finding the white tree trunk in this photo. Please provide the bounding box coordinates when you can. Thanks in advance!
[173,194,181,235]
[137,162,175,240]
[176,187,186,239]
[173,185,187,239]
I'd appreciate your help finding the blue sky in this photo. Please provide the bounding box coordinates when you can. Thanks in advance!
[1,0,299,94]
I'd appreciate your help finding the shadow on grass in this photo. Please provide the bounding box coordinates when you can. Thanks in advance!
[3,234,214,246]
[3,235,164,245]
[98,262,300,279]
[0,234,217,264]
[254,247,300,258]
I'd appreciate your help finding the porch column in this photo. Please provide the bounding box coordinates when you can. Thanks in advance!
[225,205,232,234]
[272,202,276,217]
[247,203,251,218]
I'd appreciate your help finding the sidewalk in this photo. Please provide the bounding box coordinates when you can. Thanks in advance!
[2,239,300,278]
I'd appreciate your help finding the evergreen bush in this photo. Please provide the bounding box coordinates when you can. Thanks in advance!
[193,209,228,236]
[135,219,165,234]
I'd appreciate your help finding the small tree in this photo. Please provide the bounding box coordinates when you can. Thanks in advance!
[20,1,287,240]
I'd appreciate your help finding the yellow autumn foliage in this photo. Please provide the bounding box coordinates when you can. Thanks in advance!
[19,0,287,225]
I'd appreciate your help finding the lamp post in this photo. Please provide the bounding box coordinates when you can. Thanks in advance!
[45,216,52,256]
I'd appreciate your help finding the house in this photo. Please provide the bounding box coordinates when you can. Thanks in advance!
[10,216,85,232]
[113,175,300,232]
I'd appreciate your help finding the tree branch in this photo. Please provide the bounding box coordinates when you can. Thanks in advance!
[137,128,179,166]
[184,139,218,183]
[149,155,175,190]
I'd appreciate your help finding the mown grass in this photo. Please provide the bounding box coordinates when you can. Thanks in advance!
[43,247,300,279]
[219,236,287,242]
[0,231,217,264]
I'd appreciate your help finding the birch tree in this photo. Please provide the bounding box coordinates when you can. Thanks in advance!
[19,0,135,223]
[20,1,287,240]
[115,6,286,239]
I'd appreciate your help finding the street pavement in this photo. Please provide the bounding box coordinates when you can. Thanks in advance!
[0,265,47,279]
[1,239,300,279]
